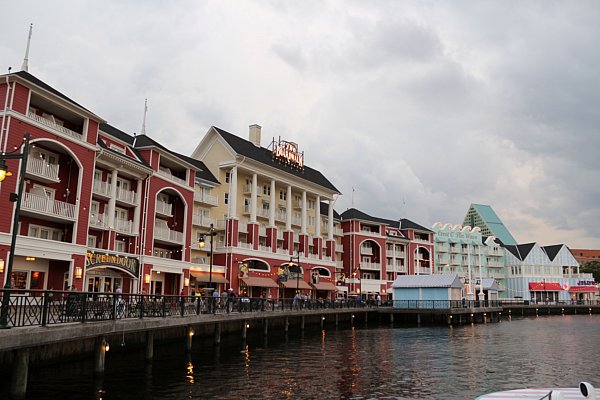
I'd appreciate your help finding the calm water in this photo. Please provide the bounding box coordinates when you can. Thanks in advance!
[12,315,600,399]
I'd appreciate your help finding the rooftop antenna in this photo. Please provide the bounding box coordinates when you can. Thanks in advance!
[140,99,148,135]
[21,23,33,72]
[351,187,355,208]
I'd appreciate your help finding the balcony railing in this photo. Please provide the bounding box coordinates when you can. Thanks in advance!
[416,267,432,275]
[259,245,271,253]
[277,230,284,240]
[335,261,344,269]
[26,157,59,181]
[360,246,373,255]
[193,191,218,206]
[155,201,172,216]
[333,227,343,236]
[243,184,252,194]
[89,212,108,229]
[115,218,135,235]
[27,111,83,141]
[116,188,136,204]
[276,247,289,255]
[21,193,76,219]
[257,208,270,219]
[335,244,343,252]
[360,262,381,270]
[92,179,110,196]
[192,214,215,228]
[154,225,183,243]
[275,211,286,222]
[292,216,302,226]
[156,169,187,186]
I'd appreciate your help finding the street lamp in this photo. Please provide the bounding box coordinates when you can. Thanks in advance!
[198,223,217,291]
[0,133,31,329]
[288,252,301,293]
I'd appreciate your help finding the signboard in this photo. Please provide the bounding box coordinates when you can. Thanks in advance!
[86,251,140,276]
[272,137,304,170]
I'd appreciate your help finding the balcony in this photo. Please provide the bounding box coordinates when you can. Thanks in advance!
[360,261,381,271]
[277,230,284,240]
[436,243,449,252]
[335,261,344,269]
[394,252,405,258]
[89,212,108,229]
[194,190,218,206]
[259,226,267,236]
[21,193,76,220]
[155,201,173,217]
[116,188,136,204]
[450,246,461,253]
[27,111,83,142]
[192,214,215,228]
[157,169,187,187]
[257,208,270,219]
[333,227,343,236]
[259,245,271,252]
[276,247,289,256]
[275,210,286,222]
[114,218,135,235]
[243,184,252,194]
[292,215,302,226]
[92,179,110,197]
[154,225,183,243]
[26,157,60,183]
[416,266,432,275]
[293,199,302,209]
[360,246,373,255]
[335,244,343,252]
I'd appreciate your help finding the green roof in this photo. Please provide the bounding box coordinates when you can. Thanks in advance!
[463,204,517,245]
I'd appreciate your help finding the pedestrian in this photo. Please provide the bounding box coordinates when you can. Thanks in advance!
[212,289,220,314]
[115,285,124,317]
[226,288,236,313]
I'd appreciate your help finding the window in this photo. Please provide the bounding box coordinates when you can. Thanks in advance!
[87,235,97,248]
[263,185,270,196]
[224,193,229,205]
[308,216,316,226]
[225,172,231,183]
[115,240,126,253]
[28,224,61,241]
[307,199,315,209]
[279,190,287,200]
[31,148,59,166]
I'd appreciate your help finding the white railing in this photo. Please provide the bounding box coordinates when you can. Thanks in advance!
[21,193,76,219]
[192,214,214,227]
[360,229,380,235]
[116,188,136,204]
[259,226,267,236]
[395,252,405,258]
[154,225,183,243]
[194,191,218,206]
[293,200,302,209]
[238,222,248,233]
[417,266,432,275]
[360,261,381,270]
[413,238,431,244]
[192,257,207,265]
[156,169,187,186]
[276,247,289,255]
[28,111,83,141]
[114,218,135,235]
[155,201,172,216]
[238,242,253,250]
[259,245,271,252]
[335,261,344,269]
[335,244,343,252]
[436,243,449,252]
[292,216,302,226]
[89,212,108,228]
[275,211,286,222]
[334,227,343,236]
[360,246,373,255]
[243,184,252,194]
[277,230,284,240]
[258,208,270,218]
[26,157,59,181]
[307,252,319,260]
[92,179,110,196]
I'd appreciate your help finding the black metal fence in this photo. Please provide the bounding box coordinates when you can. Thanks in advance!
[0,289,373,328]
[392,299,504,309]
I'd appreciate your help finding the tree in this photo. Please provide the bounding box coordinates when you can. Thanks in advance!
[580,261,600,282]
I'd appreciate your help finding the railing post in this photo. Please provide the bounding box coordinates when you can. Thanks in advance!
[139,295,145,319]
[80,294,87,323]
[180,296,185,317]
[41,291,50,327]
[111,294,117,321]
[162,296,167,318]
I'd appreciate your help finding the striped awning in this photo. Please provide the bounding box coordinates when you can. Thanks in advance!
[280,279,312,290]
[312,282,338,291]
[241,277,278,288]
[190,272,228,283]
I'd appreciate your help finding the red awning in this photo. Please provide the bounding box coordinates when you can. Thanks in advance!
[241,277,278,288]
[280,280,312,290]
[528,282,563,291]
[569,286,599,293]
[312,282,338,291]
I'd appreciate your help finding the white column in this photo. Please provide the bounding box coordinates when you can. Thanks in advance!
[328,200,334,241]
[229,167,238,218]
[108,169,118,228]
[286,185,292,231]
[269,179,276,227]
[315,195,321,237]
[133,179,142,233]
[301,191,307,234]
[250,173,258,223]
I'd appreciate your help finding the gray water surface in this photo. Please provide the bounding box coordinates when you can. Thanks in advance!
[16,315,600,399]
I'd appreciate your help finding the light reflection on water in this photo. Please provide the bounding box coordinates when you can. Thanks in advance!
[10,315,600,399]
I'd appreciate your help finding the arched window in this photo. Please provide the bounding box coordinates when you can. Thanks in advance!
[245,259,270,272]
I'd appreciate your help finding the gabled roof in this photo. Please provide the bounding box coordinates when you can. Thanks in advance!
[464,204,517,245]
[319,202,340,219]
[212,127,339,193]
[391,274,463,289]
[11,71,98,117]
[504,243,536,261]
[542,244,563,262]
[97,137,151,169]
[339,208,432,233]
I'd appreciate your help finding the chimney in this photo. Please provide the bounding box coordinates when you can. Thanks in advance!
[249,124,261,147]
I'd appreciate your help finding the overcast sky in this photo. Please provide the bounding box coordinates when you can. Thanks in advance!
[2,1,599,248]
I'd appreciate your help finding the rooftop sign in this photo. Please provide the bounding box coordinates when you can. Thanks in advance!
[272,137,304,170]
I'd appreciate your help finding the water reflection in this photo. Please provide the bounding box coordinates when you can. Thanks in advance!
[11,315,600,399]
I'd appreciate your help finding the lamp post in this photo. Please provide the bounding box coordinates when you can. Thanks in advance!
[198,223,217,291]
[289,251,301,294]
[0,134,31,329]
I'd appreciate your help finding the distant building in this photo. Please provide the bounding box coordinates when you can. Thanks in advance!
[570,248,600,266]
[462,204,517,245]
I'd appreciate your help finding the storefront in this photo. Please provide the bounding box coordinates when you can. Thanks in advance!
[568,285,599,303]
[189,271,228,296]
[85,250,139,294]
[528,282,563,303]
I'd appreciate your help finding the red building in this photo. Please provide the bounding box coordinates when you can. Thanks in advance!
[570,249,600,266]
[0,70,215,296]
[339,208,434,299]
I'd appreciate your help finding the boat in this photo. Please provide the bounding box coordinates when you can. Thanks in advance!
[476,382,598,399]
